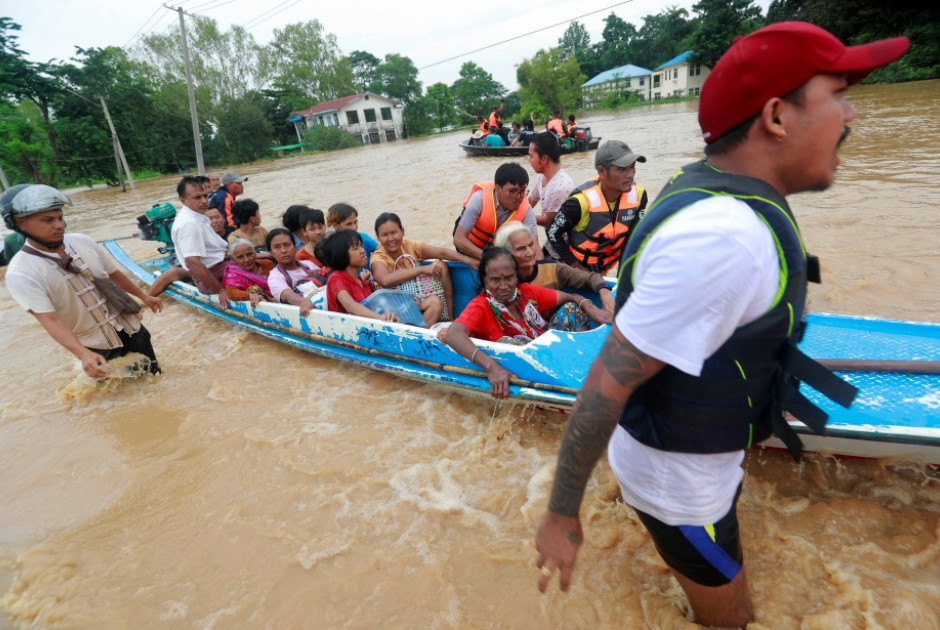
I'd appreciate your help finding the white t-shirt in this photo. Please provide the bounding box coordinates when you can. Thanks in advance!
[171,205,227,271]
[608,195,780,526]
[267,260,316,302]
[529,168,574,260]
[5,234,141,349]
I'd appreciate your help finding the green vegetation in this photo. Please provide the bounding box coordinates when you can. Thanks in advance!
[1,2,937,187]
[304,125,360,152]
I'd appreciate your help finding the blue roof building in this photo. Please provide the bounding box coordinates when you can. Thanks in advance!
[581,52,711,108]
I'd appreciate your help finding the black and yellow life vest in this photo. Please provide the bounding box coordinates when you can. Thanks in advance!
[614,160,856,460]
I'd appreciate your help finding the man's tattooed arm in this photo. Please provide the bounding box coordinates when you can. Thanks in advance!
[548,326,665,516]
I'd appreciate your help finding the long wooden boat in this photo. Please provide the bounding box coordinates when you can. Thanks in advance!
[459,137,601,157]
[105,240,940,465]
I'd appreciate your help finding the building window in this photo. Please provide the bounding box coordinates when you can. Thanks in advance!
[653,75,660,88]
[354,133,363,144]
[381,107,393,121]
[385,129,396,141]
[346,111,360,125]
[364,108,377,123]
[333,113,339,125]
[639,77,645,86]
[625,78,631,88]
[673,69,678,80]
[368,131,380,144]
[689,65,702,76]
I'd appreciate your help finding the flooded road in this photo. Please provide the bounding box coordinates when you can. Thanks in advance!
[1,79,939,628]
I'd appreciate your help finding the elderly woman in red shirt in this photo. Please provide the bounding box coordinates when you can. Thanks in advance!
[443,246,608,399]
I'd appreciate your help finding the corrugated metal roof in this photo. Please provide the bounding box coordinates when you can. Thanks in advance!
[582,64,653,87]
[655,51,694,71]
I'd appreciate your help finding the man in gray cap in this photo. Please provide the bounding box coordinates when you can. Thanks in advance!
[546,139,648,274]
[4,184,163,378]
[208,171,247,230]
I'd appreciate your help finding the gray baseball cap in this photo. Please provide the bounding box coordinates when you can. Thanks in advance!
[10,184,71,215]
[221,171,247,185]
[595,140,647,168]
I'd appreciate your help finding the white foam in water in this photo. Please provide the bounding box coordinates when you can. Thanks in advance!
[388,461,501,532]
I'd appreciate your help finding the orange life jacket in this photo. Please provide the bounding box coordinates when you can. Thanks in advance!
[461,182,530,249]
[568,180,644,272]
[488,112,501,127]
[479,119,489,135]
[547,118,566,137]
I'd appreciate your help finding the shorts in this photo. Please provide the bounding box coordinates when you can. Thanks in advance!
[89,325,161,374]
[632,485,743,587]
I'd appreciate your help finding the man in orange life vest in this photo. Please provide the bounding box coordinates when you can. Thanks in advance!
[546,140,648,274]
[453,162,540,260]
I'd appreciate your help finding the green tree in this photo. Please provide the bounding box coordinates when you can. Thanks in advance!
[0,100,53,183]
[688,0,763,68]
[451,61,505,121]
[632,7,695,69]
[558,21,591,59]
[597,13,638,70]
[264,20,356,103]
[370,54,422,105]
[347,50,381,92]
[425,82,457,131]
[304,124,360,151]
[517,47,586,119]
[209,93,274,165]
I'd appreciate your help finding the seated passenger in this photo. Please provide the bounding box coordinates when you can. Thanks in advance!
[281,204,315,249]
[326,202,379,261]
[370,212,478,325]
[205,206,234,240]
[149,184,231,298]
[494,222,615,325]
[294,207,326,266]
[484,126,506,147]
[227,198,269,250]
[321,229,397,323]
[443,247,609,399]
[266,228,319,316]
[222,239,274,307]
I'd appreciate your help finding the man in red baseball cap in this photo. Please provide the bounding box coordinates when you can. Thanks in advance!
[535,22,908,627]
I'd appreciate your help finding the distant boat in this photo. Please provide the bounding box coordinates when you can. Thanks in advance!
[460,126,600,157]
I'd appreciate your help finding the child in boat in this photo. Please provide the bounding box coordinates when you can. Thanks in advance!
[321,229,397,323]
[295,207,326,267]
[326,202,379,261]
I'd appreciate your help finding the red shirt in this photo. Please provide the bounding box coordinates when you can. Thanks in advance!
[296,247,322,267]
[456,283,558,342]
[327,270,374,313]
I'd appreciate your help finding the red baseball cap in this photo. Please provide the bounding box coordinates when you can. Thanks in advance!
[699,21,909,143]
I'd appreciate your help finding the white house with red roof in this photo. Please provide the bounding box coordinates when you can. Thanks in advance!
[290,92,404,145]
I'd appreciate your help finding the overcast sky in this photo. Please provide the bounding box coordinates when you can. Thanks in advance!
[8,0,771,91]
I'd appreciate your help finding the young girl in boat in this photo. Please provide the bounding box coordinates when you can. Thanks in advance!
[321,229,397,323]
[326,202,379,261]
[294,207,326,267]
[370,212,479,325]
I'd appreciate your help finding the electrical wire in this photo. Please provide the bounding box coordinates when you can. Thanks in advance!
[418,0,635,70]
[242,0,304,30]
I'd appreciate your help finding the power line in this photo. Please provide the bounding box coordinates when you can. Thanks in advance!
[243,0,304,30]
[123,4,166,49]
[419,0,635,70]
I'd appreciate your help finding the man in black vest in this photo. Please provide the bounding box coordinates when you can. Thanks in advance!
[534,22,909,627]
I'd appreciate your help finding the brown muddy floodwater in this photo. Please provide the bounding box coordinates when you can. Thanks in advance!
[1,80,939,629]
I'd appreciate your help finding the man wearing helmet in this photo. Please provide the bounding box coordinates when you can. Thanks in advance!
[3,185,163,378]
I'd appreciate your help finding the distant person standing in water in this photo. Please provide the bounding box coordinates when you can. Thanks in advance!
[535,22,907,628]
[4,185,163,378]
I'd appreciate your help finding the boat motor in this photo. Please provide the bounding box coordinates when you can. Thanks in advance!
[137,202,177,264]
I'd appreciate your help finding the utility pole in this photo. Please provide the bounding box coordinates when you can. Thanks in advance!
[100,96,135,190]
[169,4,205,174]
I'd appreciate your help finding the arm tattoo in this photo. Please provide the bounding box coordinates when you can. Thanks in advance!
[548,331,662,516]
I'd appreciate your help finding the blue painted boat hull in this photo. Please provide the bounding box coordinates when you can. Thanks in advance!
[105,240,940,464]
